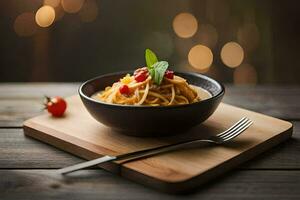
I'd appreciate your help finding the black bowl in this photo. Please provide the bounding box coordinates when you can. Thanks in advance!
[79,71,225,137]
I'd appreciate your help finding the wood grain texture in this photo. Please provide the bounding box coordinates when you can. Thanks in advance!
[0,84,299,127]
[1,84,299,198]
[0,129,82,168]
[23,95,293,192]
[0,83,79,98]
[1,170,300,200]
[0,83,79,127]
[1,122,299,169]
[223,86,300,120]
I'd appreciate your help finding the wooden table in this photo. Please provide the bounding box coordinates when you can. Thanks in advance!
[1,83,300,199]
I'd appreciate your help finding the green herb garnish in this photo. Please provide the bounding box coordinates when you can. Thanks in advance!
[145,49,158,68]
[145,49,169,85]
[149,61,168,85]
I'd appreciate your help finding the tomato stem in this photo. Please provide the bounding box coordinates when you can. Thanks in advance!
[44,95,51,102]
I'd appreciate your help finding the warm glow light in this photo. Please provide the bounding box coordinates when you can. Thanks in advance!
[44,0,64,21]
[188,45,213,71]
[44,0,61,7]
[234,63,257,85]
[221,42,244,68]
[35,6,55,27]
[14,12,37,37]
[197,24,218,48]
[54,4,65,21]
[173,13,198,38]
[237,23,260,52]
[79,0,98,22]
[62,0,84,13]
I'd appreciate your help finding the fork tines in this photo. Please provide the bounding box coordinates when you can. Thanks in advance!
[217,117,253,142]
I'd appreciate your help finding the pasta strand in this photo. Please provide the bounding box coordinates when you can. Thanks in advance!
[94,71,200,106]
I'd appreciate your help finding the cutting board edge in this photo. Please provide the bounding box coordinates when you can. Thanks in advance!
[221,103,294,128]
[118,124,293,193]
[23,123,122,174]
[22,97,295,193]
[23,119,293,193]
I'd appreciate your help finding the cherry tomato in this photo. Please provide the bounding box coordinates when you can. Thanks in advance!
[45,96,67,117]
[164,70,174,79]
[119,84,130,95]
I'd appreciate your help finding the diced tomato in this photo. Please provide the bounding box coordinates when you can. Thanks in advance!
[134,67,148,76]
[119,84,130,95]
[134,67,148,82]
[164,70,174,79]
[134,72,148,82]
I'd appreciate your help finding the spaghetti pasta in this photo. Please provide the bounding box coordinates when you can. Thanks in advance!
[93,69,201,106]
[92,49,203,106]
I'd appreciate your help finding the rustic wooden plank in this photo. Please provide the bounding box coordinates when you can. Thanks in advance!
[240,128,300,169]
[1,169,300,199]
[0,129,82,168]
[226,85,300,94]
[0,84,299,197]
[0,83,79,127]
[22,95,294,192]
[223,86,300,120]
[0,83,79,98]
[0,84,299,127]
[0,121,299,169]
[0,99,45,127]
[0,84,299,98]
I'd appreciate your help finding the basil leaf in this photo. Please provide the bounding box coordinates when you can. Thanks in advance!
[151,61,169,85]
[145,49,158,69]
[149,68,155,80]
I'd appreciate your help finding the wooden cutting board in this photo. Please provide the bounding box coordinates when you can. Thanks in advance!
[23,95,293,193]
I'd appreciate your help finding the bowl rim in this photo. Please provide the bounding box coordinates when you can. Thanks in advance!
[79,70,225,109]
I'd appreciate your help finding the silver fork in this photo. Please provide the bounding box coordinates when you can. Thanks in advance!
[57,117,253,175]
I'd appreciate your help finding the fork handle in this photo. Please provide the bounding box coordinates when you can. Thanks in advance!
[57,155,117,174]
[117,139,211,161]
[57,139,210,175]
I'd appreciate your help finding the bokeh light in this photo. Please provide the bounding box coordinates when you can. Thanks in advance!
[79,0,98,22]
[44,0,64,21]
[234,63,257,85]
[179,61,214,74]
[44,0,61,8]
[221,42,244,68]
[237,23,260,52]
[173,13,198,38]
[54,4,65,21]
[14,12,37,37]
[188,45,213,71]
[196,24,218,49]
[61,0,84,13]
[35,5,56,27]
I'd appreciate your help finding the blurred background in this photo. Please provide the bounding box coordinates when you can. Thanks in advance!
[1,0,299,84]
